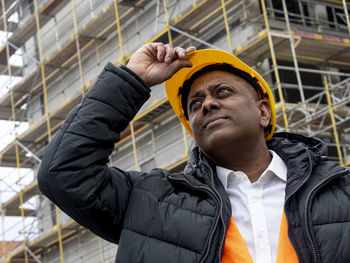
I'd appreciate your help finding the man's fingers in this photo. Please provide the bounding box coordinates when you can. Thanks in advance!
[186,46,196,54]
[153,43,195,63]
[164,44,175,64]
[168,59,192,75]
[175,47,187,59]
[156,44,166,62]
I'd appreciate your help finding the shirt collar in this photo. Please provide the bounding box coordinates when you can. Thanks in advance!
[263,150,287,182]
[216,150,287,189]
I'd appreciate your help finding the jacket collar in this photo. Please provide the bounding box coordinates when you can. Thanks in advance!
[267,132,328,199]
[186,132,330,197]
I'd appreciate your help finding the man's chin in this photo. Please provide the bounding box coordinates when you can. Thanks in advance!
[196,129,238,150]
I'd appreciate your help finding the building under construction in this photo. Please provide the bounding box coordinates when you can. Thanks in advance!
[0,0,349,262]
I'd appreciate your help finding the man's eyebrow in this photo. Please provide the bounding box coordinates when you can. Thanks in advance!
[188,83,222,100]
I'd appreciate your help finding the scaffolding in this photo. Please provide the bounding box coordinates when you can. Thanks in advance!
[0,0,349,262]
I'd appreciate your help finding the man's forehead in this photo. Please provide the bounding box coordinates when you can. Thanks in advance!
[188,70,257,98]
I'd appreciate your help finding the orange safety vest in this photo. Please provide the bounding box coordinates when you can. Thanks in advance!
[222,211,299,263]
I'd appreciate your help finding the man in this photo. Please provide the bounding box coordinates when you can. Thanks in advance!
[38,43,350,263]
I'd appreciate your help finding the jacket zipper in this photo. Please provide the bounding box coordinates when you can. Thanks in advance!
[201,160,226,262]
[168,175,221,263]
[304,170,348,263]
[284,149,315,263]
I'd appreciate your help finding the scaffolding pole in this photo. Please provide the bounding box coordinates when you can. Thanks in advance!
[323,76,344,166]
[114,0,125,64]
[0,186,6,262]
[55,206,64,263]
[281,0,312,135]
[162,1,189,155]
[1,0,29,262]
[281,0,306,105]
[342,0,350,36]
[162,0,172,44]
[71,0,85,96]
[25,247,42,263]
[221,0,233,53]
[98,237,105,263]
[260,0,290,131]
[33,0,64,262]
[130,122,140,171]
[33,0,52,142]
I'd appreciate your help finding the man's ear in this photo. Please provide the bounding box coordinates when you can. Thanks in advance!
[258,100,271,129]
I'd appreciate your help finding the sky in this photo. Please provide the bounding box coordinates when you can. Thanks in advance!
[1,26,36,241]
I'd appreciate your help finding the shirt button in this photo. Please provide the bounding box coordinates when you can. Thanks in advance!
[236,173,242,181]
[258,231,264,239]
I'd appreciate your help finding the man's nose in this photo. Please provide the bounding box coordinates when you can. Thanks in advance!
[202,95,219,114]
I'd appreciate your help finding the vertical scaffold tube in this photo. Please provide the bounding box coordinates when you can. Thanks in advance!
[55,206,64,263]
[1,0,29,262]
[323,76,344,166]
[71,0,85,96]
[98,237,105,263]
[342,0,350,36]
[162,0,172,44]
[281,0,305,105]
[221,0,233,53]
[281,0,311,135]
[33,0,64,262]
[1,205,5,262]
[162,1,188,156]
[260,0,290,131]
[33,0,52,141]
[114,0,125,64]
[130,122,140,171]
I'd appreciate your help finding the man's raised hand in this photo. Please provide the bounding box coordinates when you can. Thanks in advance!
[126,43,196,87]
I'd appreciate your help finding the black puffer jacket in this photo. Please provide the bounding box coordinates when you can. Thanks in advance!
[38,62,350,263]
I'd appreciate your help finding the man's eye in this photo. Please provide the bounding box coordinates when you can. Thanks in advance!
[190,99,202,110]
[217,87,230,95]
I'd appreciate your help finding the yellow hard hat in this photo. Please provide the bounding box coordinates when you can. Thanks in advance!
[164,49,276,141]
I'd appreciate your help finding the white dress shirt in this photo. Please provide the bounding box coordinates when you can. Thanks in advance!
[216,150,287,263]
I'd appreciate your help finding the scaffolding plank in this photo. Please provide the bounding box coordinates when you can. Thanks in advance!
[234,29,350,67]
[0,182,39,216]
[5,208,36,217]
[0,44,16,65]
[0,21,17,32]
[173,0,221,30]
[7,220,80,262]
[0,0,17,31]
[0,64,23,77]
[0,106,25,120]
[134,98,171,123]
[80,0,151,40]
[0,0,71,66]
[0,143,32,168]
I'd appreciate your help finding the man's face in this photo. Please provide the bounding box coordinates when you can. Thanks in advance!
[186,70,271,158]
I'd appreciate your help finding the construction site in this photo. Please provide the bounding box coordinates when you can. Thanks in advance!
[0,0,349,262]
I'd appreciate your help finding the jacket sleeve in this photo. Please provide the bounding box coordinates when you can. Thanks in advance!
[37,62,150,243]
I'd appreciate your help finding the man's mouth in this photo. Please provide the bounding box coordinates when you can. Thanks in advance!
[203,116,227,129]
